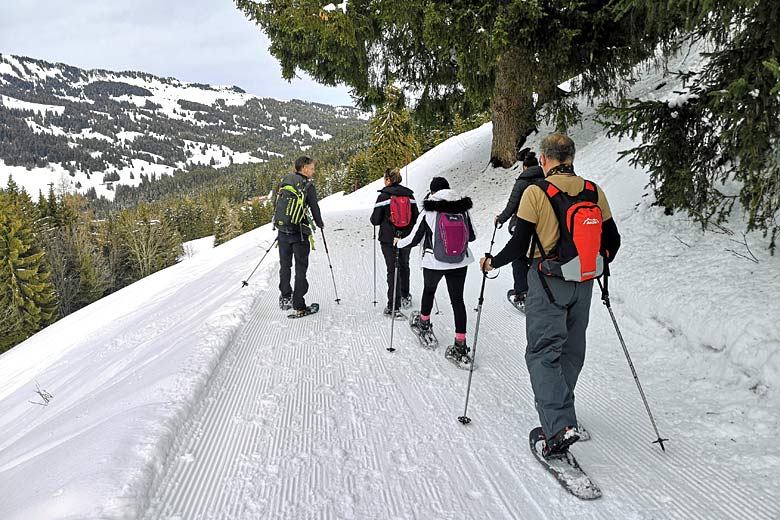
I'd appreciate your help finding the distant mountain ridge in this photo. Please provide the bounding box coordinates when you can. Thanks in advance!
[0,53,366,199]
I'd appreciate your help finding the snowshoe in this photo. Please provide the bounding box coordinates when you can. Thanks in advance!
[288,303,319,319]
[529,427,601,500]
[444,339,473,370]
[400,295,412,309]
[507,290,526,314]
[408,311,438,349]
[384,306,407,320]
[279,295,292,311]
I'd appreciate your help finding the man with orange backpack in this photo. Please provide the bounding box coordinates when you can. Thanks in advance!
[480,133,621,458]
[370,168,418,317]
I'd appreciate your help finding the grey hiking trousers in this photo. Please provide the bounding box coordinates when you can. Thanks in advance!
[525,262,593,439]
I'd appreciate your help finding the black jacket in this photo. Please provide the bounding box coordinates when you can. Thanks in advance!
[273,172,324,236]
[370,184,419,244]
[496,165,545,233]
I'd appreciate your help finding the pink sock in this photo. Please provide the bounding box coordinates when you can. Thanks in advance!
[421,314,430,321]
[455,333,467,342]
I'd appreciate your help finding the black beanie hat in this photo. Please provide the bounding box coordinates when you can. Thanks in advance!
[429,177,450,193]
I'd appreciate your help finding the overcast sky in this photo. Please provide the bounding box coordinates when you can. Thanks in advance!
[0,0,354,106]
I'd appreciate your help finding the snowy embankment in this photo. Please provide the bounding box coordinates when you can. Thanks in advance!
[1,49,779,518]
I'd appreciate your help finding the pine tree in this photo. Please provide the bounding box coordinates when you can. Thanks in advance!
[342,150,371,194]
[236,0,683,167]
[213,201,243,246]
[598,0,780,251]
[368,85,420,179]
[0,191,58,351]
[116,203,183,279]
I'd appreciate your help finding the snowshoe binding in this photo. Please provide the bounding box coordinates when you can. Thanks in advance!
[444,339,473,370]
[543,426,580,458]
[288,303,319,319]
[575,423,591,442]
[279,295,292,311]
[507,290,526,314]
[384,306,407,320]
[408,311,438,349]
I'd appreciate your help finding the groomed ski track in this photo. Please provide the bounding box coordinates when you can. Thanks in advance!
[142,211,778,519]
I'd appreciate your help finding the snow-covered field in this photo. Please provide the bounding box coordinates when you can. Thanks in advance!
[1,54,779,519]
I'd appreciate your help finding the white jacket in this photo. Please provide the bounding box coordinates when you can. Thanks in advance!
[397,188,477,270]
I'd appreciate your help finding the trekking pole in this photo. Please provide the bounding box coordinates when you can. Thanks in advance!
[434,296,441,315]
[458,222,500,425]
[320,230,341,304]
[241,237,278,288]
[597,270,669,452]
[387,246,401,353]
[372,226,378,306]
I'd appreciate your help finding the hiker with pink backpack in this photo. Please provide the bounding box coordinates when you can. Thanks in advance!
[370,167,419,317]
[394,176,477,369]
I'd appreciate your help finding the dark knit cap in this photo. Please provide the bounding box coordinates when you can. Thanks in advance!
[429,177,450,193]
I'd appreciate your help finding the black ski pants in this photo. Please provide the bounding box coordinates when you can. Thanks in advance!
[381,244,410,309]
[278,232,310,310]
[420,267,468,334]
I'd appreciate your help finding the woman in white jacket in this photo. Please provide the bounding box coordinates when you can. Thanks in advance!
[394,177,477,367]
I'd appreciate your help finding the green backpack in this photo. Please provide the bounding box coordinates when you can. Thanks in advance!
[274,180,309,228]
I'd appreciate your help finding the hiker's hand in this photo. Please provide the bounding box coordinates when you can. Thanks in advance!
[393,237,400,247]
[493,215,499,226]
[480,257,493,272]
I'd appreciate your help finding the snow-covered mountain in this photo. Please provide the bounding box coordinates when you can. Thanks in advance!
[0,54,366,200]
[0,52,778,519]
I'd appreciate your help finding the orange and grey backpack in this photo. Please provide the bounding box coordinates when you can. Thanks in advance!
[532,179,604,283]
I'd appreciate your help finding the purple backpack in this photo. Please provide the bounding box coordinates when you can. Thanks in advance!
[433,212,469,263]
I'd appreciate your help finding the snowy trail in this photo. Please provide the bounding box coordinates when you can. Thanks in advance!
[142,213,778,519]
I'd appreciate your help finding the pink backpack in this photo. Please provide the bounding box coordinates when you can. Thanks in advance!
[433,212,469,263]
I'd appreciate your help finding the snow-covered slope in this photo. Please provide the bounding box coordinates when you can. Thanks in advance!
[0,53,778,519]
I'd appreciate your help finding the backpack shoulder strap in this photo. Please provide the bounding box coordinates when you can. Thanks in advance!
[579,179,599,203]
[534,179,562,201]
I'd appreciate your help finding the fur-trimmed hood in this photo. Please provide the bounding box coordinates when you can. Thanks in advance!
[423,189,473,213]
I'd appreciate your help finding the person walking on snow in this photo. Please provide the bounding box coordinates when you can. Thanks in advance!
[494,148,545,308]
[370,167,419,316]
[395,177,477,367]
[272,155,324,317]
[480,134,621,457]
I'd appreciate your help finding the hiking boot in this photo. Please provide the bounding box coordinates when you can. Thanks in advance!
[410,312,432,331]
[279,295,292,310]
[383,306,404,318]
[542,426,580,458]
[445,338,472,367]
[401,295,412,309]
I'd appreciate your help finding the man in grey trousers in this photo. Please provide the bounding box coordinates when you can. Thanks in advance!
[481,133,621,457]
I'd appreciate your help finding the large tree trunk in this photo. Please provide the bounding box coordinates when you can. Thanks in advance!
[490,47,536,169]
